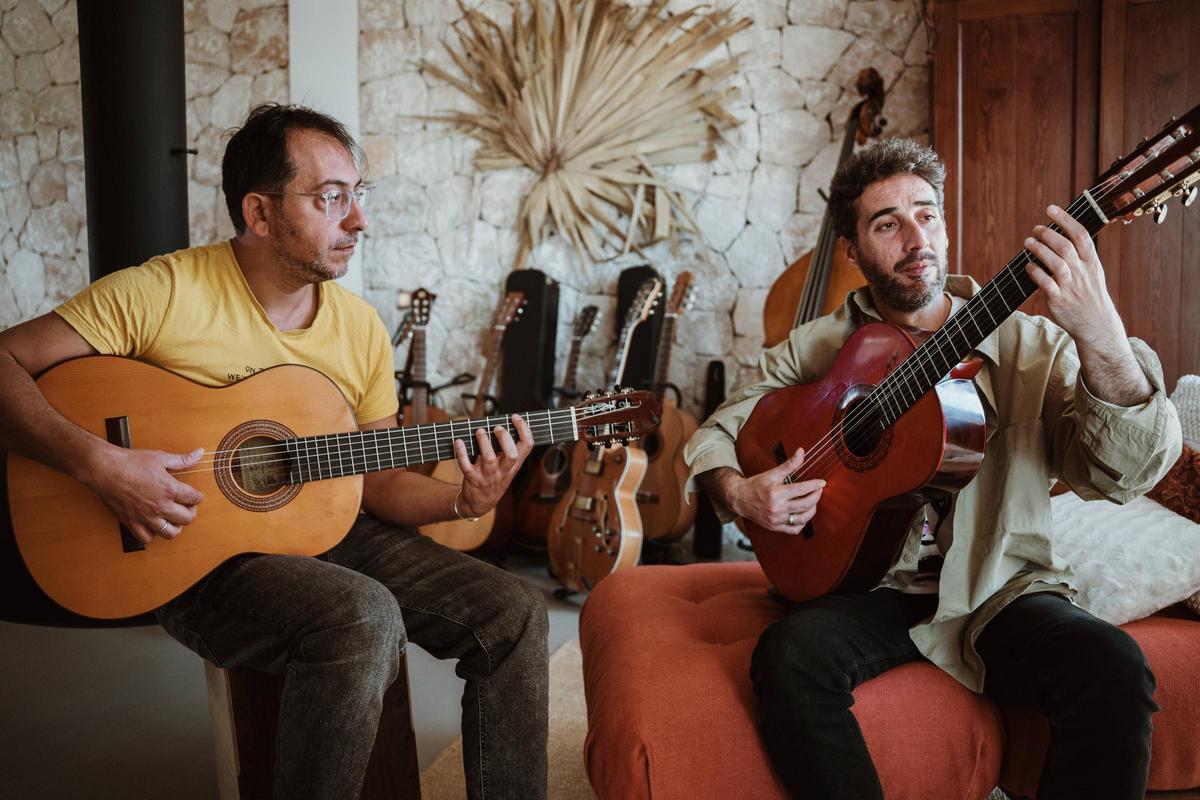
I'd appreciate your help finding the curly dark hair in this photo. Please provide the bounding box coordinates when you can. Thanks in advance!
[221,103,361,234]
[829,138,946,243]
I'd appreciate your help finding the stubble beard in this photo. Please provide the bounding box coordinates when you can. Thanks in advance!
[858,247,948,313]
[271,212,350,283]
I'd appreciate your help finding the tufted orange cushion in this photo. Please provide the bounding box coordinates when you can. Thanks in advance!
[580,562,1004,800]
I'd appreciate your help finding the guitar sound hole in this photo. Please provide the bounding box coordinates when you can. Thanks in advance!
[544,446,567,474]
[641,432,661,459]
[231,435,291,495]
[841,400,885,458]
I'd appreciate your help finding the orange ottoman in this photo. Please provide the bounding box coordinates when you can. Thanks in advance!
[580,562,1004,800]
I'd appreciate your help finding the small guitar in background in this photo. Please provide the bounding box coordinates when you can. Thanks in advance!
[437,291,525,554]
[512,304,600,548]
[635,271,700,545]
[549,278,661,593]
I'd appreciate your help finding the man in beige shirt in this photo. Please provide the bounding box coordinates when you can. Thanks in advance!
[685,139,1181,799]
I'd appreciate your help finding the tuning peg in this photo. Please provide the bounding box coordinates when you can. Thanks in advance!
[1152,203,1169,224]
[1184,185,1198,207]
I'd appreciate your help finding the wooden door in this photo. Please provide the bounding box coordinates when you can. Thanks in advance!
[933,0,1101,321]
[1097,0,1200,390]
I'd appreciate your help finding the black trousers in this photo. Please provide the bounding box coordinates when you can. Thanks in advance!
[750,589,1157,800]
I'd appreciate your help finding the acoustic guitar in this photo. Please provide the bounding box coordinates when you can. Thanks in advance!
[5,356,660,619]
[425,291,525,552]
[549,278,662,592]
[735,104,1200,603]
[512,304,600,547]
[636,272,700,542]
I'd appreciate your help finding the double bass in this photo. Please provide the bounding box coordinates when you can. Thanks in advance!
[760,67,886,347]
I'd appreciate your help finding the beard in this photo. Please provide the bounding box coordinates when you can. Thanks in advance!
[854,247,948,313]
[270,211,352,283]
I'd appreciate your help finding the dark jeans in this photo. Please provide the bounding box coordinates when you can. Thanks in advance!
[156,515,549,800]
[750,589,1157,800]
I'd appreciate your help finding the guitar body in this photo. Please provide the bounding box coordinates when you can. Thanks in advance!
[548,444,647,592]
[6,357,363,619]
[416,459,496,551]
[735,323,986,602]
[638,403,699,542]
[512,441,576,547]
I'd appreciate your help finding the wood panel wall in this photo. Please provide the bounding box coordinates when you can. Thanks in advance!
[933,0,1198,389]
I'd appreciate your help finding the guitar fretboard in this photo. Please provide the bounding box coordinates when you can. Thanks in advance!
[283,408,577,484]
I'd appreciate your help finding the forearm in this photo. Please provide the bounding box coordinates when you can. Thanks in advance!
[361,468,463,527]
[697,466,745,517]
[1074,317,1153,406]
[0,353,110,481]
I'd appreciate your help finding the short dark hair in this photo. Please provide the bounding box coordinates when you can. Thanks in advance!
[829,138,946,243]
[221,103,360,234]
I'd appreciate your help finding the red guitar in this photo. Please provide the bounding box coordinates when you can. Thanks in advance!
[736,104,1200,603]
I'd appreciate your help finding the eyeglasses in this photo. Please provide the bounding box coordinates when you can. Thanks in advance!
[257,185,374,221]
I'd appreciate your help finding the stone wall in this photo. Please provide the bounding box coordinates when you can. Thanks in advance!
[0,0,287,329]
[358,0,931,418]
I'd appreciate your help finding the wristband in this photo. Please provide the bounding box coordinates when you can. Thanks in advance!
[453,489,480,522]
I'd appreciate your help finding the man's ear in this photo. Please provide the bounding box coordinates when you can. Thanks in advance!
[241,193,273,237]
[840,236,861,271]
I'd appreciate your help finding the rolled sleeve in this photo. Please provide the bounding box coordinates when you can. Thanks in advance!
[1059,338,1182,501]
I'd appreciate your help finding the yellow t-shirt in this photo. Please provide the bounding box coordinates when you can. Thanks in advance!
[54,241,399,425]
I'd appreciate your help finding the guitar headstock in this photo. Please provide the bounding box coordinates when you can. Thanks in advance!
[664,271,695,318]
[1091,103,1200,226]
[492,291,526,331]
[410,287,436,327]
[623,277,662,334]
[573,305,600,339]
[573,388,663,449]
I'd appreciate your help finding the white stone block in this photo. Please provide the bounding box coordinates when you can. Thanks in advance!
[729,25,781,73]
[478,167,534,230]
[797,138,839,213]
[28,159,64,206]
[43,252,84,302]
[42,39,75,85]
[361,73,430,134]
[0,89,36,136]
[185,25,231,69]
[0,41,14,93]
[748,68,804,114]
[787,0,847,27]
[425,174,474,238]
[3,184,31,234]
[206,0,239,34]
[780,25,854,82]
[724,222,784,288]
[15,133,36,181]
[186,63,231,99]
[364,231,444,290]
[14,52,49,93]
[827,37,903,93]
[361,28,422,83]
[360,0,407,31]
[230,7,288,76]
[36,0,67,16]
[251,68,287,106]
[209,74,253,130]
[57,124,81,162]
[3,0,60,56]
[845,0,918,55]
[0,138,17,188]
[361,134,398,179]
[758,107,826,167]
[6,248,44,314]
[32,83,77,126]
[747,163,800,230]
[779,210,823,262]
[733,287,769,338]
[882,66,929,138]
[904,16,930,66]
[48,1,74,40]
[692,171,750,252]
[19,199,76,256]
[372,174,432,235]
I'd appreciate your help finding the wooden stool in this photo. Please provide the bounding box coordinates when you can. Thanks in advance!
[205,652,421,800]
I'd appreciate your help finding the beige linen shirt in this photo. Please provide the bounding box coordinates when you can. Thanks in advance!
[684,275,1182,691]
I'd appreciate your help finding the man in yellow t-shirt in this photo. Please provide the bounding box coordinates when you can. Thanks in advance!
[0,104,548,800]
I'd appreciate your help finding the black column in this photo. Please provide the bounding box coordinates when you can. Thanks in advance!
[76,0,189,281]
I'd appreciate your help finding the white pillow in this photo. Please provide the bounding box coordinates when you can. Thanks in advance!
[1052,491,1200,626]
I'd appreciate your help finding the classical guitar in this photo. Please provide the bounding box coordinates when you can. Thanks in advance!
[5,356,660,619]
[549,278,662,592]
[428,291,525,552]
[735,104,1200,603]
[636,272,701,543]
[512,304,600,547]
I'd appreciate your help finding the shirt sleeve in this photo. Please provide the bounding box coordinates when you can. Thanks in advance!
[52,260,172,356]
[1045,336,1182,502]
[682,330,810,521]
[355,310,401,426]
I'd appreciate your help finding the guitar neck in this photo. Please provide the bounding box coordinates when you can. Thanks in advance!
[871,190,1108,427]
[284,408,579,484]
[408,328,428,422]
[650,315,677,402]
[471,329,504,417]
[562,336,584,397]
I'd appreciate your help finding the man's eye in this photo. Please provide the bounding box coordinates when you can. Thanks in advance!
[325,190,345,202]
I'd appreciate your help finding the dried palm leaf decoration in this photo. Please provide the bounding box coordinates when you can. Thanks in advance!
[422,0,750,268]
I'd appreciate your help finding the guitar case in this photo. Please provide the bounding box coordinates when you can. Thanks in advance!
[615,265,664,391]
[498,269,559,413]
[692,361,726,559]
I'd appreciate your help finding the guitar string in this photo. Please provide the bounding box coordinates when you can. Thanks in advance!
[772,175,1123,493]
[165,402,648,478]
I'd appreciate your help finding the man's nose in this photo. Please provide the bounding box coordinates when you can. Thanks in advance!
[343,195,368,232]
[901,217,929,250]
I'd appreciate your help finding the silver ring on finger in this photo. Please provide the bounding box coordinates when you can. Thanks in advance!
[156,519,169,534]
[787,512,797,526]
